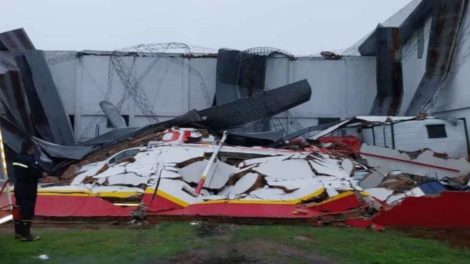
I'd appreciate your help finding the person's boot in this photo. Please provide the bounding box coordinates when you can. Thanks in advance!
[20,221,40,242]
[14,220,23,239]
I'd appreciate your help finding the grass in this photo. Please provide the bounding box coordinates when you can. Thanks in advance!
[1,222,470,264]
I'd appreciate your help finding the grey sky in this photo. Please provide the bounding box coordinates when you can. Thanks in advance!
[1,0,412,55]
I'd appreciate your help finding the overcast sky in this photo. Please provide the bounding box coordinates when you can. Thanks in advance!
[1,0,412,55]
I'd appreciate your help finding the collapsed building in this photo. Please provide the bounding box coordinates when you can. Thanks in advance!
[2,0,470,228]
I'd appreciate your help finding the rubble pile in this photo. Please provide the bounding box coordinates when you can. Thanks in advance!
[32,127,470,228]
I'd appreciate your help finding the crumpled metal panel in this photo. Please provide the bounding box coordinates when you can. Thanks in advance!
[0,70,33,133]
[16,50,75,145]
[0,116,28,153]
[81,80,312,161]
[81,127,139,146]
[199,80,311,130]
[215,49,242,105]
[32,137,92,160]
[0,28,35,55]
[370,27,404,116]
[406,0,467,114]
[99,101,127,128]
[227,130,285,146]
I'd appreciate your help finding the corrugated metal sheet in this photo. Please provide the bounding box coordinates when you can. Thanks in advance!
[199,80,311,130]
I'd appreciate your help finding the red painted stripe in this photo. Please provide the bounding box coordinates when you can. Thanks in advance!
[157,203,321,219]
[360,152,460,173]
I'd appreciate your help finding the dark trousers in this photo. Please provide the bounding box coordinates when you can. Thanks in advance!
[14,194,36,237]
[15,195,36,220]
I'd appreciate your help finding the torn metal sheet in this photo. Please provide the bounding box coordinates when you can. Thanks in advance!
[0,70,33,133]
[17,50,75,145]
[99,101,127,129]
[0,28,35,54]
[81,127,139,146]
[32,137,92,160]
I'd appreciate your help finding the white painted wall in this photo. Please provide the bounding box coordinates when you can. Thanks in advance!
[400,18,431,115]
[432,2,470,114]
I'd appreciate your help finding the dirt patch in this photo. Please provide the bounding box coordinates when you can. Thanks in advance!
[169,249,259,264]
[398,228,470,249]
[168,237,335,264]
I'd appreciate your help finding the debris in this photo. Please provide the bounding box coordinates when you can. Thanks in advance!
[320,51,342,60]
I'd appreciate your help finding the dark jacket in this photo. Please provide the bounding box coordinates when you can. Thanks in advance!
[12,153,43,199]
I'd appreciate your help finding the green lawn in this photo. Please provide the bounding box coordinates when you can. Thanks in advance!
[1,222,470,264]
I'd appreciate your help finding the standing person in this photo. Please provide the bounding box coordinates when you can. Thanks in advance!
[12,140,44,241]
